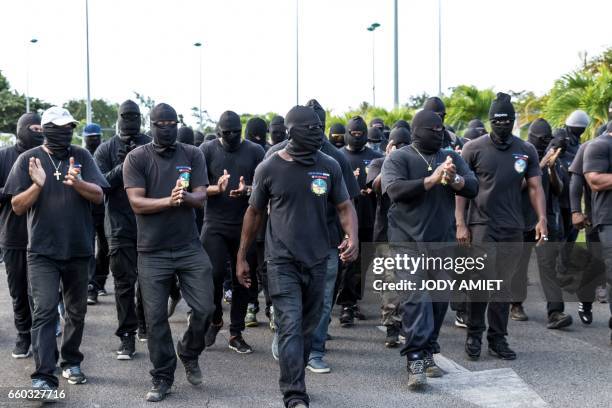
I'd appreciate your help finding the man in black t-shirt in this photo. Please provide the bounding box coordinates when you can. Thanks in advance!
[382,110,478,388]
[0,112,43,360]
[583,122,612,343]
[456,93,547,361]
[338,116,383,327]
[199,110,264,354]
[4,106,108,391]
[422,96,463,151]
[94,100,151,356]
[237,105,358,408]
[123,103,214,402]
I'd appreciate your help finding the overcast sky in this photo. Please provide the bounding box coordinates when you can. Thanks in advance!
[0,0,610,127]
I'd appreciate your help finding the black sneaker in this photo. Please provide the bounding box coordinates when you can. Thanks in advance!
[339,307,354,328]
[146,378,171,402]
[353,304,366,320]
[204,322,223,347]
[488,339,516,360]
[98,288,107,296]
[424,353,444,378]
[116,334,136,360]
[87,290,98,305]
[510,303,528,321]
[455,311,468,328]
[137,326,148,342]
[178,353,202,385]
[465,335,481,360]
[62,365,87,384]
[229,335,253,354]
[547,311,573,330]
[29,379,58,401]
[385,325,400,348]
[407,359,427,389]
[12,333,31,359]
[578,303,593,325]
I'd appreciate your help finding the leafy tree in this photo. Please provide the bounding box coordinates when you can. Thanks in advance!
[405,92,430,109]
[443,85,495,132]
[63,99,119,139]
[0,70,51,133]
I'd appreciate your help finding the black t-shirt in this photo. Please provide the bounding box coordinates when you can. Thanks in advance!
[265,139,360,247]
[200,139,264,226]
[3,146,109,260]
[521,162,564,232]
[123,143,209,252]
[341,146,383,230]
[0,146,27,249]
[250,151,349,267]
[568,140,595,217]
[583,135,612,228]
[382,147,478,242]
[461,135,541,231]
[366,157,389,242]
[94,134,151,248]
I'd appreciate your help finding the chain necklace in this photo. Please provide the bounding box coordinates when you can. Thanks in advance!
[45,151,63,181]
[411,145,435,171]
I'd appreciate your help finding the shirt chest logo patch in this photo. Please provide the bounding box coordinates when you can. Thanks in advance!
[513,154,528,174]
[309,171,330,196]
[363,160,372,175]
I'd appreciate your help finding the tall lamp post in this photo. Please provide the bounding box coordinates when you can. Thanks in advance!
[295,0,299,105]
[85,0,92,124]
[393,0,399,108]
[194,42,203,131]
[26,38,38,113]
[367,23,381,107]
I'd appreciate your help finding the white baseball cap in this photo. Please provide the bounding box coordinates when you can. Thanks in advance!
[41,106,78,126]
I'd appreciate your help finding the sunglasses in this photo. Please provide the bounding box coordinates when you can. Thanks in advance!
[221,130,241,136]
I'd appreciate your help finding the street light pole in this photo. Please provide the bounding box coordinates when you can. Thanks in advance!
[437,0,442,96]
[367,23,381,107]
[393,0,399,108]
[85,0,92,123]
[295,0,299,105]
[26,38,38,113]
[194,42,203,131]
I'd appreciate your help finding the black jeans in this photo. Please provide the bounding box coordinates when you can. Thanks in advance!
[534,226,565,315]
[512,230,536,305]
[109,245,144,337]
[138,241,214,384]
[596,225,612,316]
[249,240,272,311]
[201,222,257,336]
[88,223,110,292]
[28,254,90,386]
[336,226,372,306]
[466,225,523,342]
[268,259,327,408]
[3,248,32,335]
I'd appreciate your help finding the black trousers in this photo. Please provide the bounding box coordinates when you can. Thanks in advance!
[534,226,565,315]
[109,245,145,337]
[138,241,214,384]
[336,226,372,306]
[28,254,90,386]
[466,225,523,342]
[88,223,110,292]
[512,230,536,305]
[201,222,257,336]
[576,227,605,303]
[3,248,32,335]
[268,259,326,408]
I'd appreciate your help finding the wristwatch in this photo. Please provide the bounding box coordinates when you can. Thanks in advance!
[451,175,462,186]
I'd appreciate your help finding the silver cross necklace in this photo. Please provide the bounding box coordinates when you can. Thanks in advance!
[45,151,62,181]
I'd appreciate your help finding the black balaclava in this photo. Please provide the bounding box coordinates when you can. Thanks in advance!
[549,128,570,155]
[16,112,43,153]
[370,117,385,130]
[488,92,515,149]
[463,128,481,141]
[177,126,195,145]
[389,127,411,148]
[194,130,205,146]
[423,96,446,124]
[345,116,368,151]
[382,125,391,141]
[43,124,74,160]
[284,105,323,166]
[411,109,444,155]
[118,99,141,142]
[328,123,346,148]
[468,119,485,129]
[245,117,268,148]
[269,115,287,145]
[467,118,487,138]
[84,135,101,155]
[393,119,411,131]
[306,99,326,129]
[217,111,242,152]
[150,103,178,157]
[205,133,217,141]
[527,118,553,158]
[367,126,383,153]
[566,126,585,145]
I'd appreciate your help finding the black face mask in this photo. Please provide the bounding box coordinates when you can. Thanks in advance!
[151,123,177,156]
[345,117,368,151]
[566,126,585,144]
[220,130,242,151]
[269,116,287,145]
[411,110,444,155]
[118,100,141,142]
[330,134,345,148]
[43,124,73,159]
[490,121,514,149]
[85,136,101,154]
[527,119,553,158]
[270,130,286,145]
[286,125,323,166]
[16,113,43,153]
[217,111,243,152]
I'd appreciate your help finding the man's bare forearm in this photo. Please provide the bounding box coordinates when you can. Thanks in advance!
[11,184,42,215]
[336,200,358,242]
[455,195,468,227]
[72,180,103,204]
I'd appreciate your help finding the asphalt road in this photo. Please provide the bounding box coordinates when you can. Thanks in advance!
[0,261,610,408]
